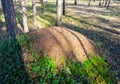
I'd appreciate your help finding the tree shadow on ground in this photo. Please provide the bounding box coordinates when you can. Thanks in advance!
[66,3,120,17]
[63,22,120,81]
[36,2,57,14]
[0,19,7,42]
[38,13,56,26]
[45,2,56,13]
[65,15,120,35]
[0,39,32,83]
[0,7,6,41]
[15,4,24,30]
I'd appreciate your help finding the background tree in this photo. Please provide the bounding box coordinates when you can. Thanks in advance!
[32,0,37,29]
[40,0,44,13]
[1,0,17,39]
[19,0,29,33]
[102,0,105,6]
[74,0,77,5]
[107,0,110,9]
[88,0,91,6]
[63,0,65,15]
[56,0,63,26]
[104,0,108,7]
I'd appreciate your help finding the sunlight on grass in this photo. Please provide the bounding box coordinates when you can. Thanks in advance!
[0,1,119,83]
[0,40,115,83]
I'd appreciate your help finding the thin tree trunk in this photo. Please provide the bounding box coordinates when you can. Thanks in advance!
[88,0,91,6]
[1,0,17,39]
[56,0,58,6]
[74,0,77,5]
[104,0,108,7]
[32,0,37,29]
[20,0,29,33]
[102,0,105,6]
[63,0,65,15]
[40,0,44,13]
[99,0,102,6]
[107,0,110,9]
[56,0,62,26]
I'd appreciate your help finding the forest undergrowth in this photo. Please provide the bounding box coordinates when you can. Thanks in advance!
[0,0,120,83]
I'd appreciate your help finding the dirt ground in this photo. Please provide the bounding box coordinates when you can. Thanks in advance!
[65,1,120,82]
[0,0,120,82]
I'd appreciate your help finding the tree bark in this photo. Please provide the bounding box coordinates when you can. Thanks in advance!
[102,0,105,6]
[88,0,91,6]
[104,0,108,7]
[74,0,77,5]
[107,0,110,9]
[99,0,102,6]
[56,0,63,26]
[40,0,44,13]
[63,0,65,15]
[1,0,17,39]
[20,0,29,33]
[32,0,37,29]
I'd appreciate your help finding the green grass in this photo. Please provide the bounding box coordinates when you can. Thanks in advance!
[0,35,115,84]
[0,1,119,83]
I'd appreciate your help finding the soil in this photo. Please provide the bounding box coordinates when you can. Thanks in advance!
[65,1,120,82]
[28,27,98,66]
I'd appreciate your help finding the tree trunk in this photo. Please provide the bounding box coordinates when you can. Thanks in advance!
[56,0,62,26]
[88,0,91,6]
[20,0,29,33]
[74,0,77,5]
[104,0,108,7]
[32,0,37,29]
[40,0,44,13]
[63,0,65,15]
[102,0,105,6]
[1,0,17,39]
[99,0,102,6]
[107,0,110,9]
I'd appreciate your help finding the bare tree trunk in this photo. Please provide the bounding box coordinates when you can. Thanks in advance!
[32,0,37,29]
[74,0,77,5]
[40,0,44,13]
[104,0,108,7]
[1,0,17,39]
[88,0,91,6]
[102,0,105,6]
[56,0,58,6]
[63,0,65,15]
[99,0,102,6]
[107,0,110,9]
[20,0,29,33]
[56,0,62,26]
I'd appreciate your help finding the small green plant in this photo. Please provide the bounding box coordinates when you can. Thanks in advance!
[17,34,31,47]
[66,56,113,84]
[0,34,115,84]
[31,56,56,83]
[0,38,31,83]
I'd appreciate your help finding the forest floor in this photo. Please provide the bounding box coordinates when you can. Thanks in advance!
[0,0,120,83]
[65,1,120,81]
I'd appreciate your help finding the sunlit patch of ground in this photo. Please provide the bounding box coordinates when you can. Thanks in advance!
[65,1,120,81]
[0,0,120,82]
